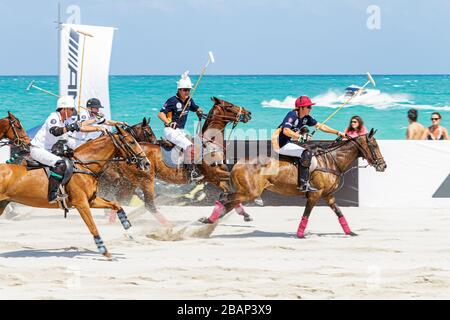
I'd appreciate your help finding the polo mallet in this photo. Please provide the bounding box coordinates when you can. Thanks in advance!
[75,29,94,120]
[177,51,215,124]
[26,80,59,98]
[26,80,92,113]
[312,72,376,136]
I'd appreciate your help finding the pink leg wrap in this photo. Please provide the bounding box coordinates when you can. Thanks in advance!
[234,203,245,215]
[209,201,225,222]
[153,211,171,227]
[297,217,309,238]
[338,216,352,234]
[109,210,117,223]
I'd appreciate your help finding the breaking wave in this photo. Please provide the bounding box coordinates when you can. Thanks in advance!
[261,90,450,111]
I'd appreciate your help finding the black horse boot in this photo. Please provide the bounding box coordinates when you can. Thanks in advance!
[48,160,67,203]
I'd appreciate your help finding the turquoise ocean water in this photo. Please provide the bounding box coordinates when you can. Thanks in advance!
[1,75,449,140]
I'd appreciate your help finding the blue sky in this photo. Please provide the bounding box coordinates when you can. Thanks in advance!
[1,0,449,75]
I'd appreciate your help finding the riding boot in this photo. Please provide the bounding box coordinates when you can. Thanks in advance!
[297,149,317,192]
[297,164,317,192]
[184,145,204,183]
[48,160,67,203]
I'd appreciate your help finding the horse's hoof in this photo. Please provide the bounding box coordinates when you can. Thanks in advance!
[244,215,253,222]
[297,234,306,239]
[199,217,213,224]
[348,232,358,237]
[103,251,112,259]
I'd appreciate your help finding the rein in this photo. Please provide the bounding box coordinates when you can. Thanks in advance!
[72,130,146,177]
[0,116,30,150]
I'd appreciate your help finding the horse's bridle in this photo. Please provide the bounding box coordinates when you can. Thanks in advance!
[200,102,250,151]
[123,124,155,144]
[107,130,148,166]
[314,133,384,170]
[0,115,30,150]
[204,102,248,125]
[347,134,384,168]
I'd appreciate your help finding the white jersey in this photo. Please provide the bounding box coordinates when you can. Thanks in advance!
[31,112,76,151]
[70,109,108,148]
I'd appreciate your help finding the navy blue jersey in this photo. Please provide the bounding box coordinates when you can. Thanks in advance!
[278,110,317,147]
[160,95,200,129]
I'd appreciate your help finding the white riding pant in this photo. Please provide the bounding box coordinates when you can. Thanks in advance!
[30,146,62,167]
[163,127,192,150]
[277,143,305,158]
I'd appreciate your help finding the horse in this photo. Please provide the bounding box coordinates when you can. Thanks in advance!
[0,111,30,151]
[98,97,253,222]
[0,125,150,257]
[0,114,161,223]
[200,129,387,238]
[97,117,157,191]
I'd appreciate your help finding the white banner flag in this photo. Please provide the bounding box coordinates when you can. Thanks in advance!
[59,24,115,119]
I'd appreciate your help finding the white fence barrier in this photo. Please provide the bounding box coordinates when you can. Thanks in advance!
[1,140,449,208]
[359,140,450,208]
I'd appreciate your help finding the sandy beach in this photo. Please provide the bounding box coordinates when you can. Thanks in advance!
[0,204,449,299]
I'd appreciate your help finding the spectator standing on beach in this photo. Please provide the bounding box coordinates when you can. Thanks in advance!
[344,115,368,138]
[426,112,449,140]
[406,109,426,140]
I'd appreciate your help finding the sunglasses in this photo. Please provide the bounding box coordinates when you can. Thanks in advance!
[431,118,440,121]
[301,106,312,110]
[351,120,359,123]
[181,89,191,92]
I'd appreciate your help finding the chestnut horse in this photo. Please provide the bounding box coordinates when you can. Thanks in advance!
[0,114,163,224]
[0,125,150,257]
[99,97,253,221]
[200,130,387,237]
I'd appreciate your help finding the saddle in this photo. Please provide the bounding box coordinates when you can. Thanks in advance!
[277,154,318,173]
[26,157,75,187]
[159,137,205,169]
[159,139,176,152]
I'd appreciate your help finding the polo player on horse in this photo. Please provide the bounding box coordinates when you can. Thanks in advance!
[157,71,204,182]
[71,98,126,147]
[29,96,106,203]
[276,95,345,192]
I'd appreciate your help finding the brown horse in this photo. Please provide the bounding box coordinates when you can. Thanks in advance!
[98,97,253,222]
[97,117,157,195]
[0,111,30,150]
[200,130,387,238]
[0,115,161,223]
[0,125,150,257]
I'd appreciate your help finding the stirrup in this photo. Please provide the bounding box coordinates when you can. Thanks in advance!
[190,171,205,182]
[57,192,69,200]
[297,182,318,192]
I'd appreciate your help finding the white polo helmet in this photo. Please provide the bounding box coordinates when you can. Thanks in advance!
[177,71,193,89]
[56,95,76,110]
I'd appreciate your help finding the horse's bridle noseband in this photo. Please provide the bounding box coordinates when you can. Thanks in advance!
[0,115,30,150]
[349,134,384,168]
[107,130,147,166]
